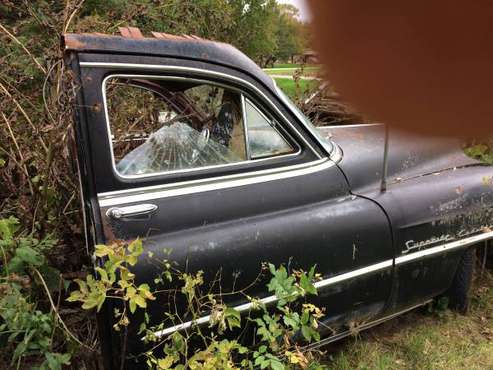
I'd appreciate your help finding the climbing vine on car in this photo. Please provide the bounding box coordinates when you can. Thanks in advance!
[69,239,328,369]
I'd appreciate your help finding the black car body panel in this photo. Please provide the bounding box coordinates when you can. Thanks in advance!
[320,124,481,193]
[323,124,493,310]
[64,32,493,369]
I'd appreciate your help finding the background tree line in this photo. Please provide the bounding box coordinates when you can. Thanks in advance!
[78,0,308,66]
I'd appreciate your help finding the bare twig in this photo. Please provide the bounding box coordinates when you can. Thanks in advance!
[63,0,85,34]
[0,22,46,74]
[0,82,49,153]
[1,111,34,195]
[43,60,63,127]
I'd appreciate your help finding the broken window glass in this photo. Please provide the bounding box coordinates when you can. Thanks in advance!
[104,77,297,177]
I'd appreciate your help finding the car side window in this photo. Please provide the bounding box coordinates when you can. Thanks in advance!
[244,98,295,159]
[104,76,296,177]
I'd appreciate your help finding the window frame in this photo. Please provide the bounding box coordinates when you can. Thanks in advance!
[242,96,297,160]
[102,74,304,180]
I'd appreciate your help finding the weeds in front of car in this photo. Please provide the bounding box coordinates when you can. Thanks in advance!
[0,216,98,369]
[68,240,328,369]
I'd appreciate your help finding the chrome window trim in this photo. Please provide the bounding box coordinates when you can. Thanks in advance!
[143,229,493,340]
[319,123,383,129]
[102,74,303,180]
[80,61,325,158]
[240,94,251,159]
[98,157,333,207]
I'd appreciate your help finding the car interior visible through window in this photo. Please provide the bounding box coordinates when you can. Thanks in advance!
[104,76,296,177]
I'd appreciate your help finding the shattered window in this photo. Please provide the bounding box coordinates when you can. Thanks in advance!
[105,76,296,177]
[106,77,247,176]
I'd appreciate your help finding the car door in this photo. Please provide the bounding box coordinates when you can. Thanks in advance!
[68,49,394,366]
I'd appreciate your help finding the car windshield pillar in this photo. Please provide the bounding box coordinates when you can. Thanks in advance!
[274,84,334,156]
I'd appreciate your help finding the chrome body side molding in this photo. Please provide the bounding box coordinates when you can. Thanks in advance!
[148,256,394,340]
[146,230,493,340]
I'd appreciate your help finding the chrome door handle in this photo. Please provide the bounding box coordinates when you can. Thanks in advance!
[106,204,158,219]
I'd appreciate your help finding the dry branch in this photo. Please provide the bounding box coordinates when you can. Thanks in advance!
[0,22,47,74]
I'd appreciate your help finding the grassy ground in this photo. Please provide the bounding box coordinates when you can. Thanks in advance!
[323,269,493,370]
[264,66,321,77]
[264,63,322,98]
[272,63,305,68]
[273,77,320,98]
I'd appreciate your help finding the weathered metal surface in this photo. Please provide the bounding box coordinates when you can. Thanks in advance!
[319,124,481,192]
[61,32,275,90]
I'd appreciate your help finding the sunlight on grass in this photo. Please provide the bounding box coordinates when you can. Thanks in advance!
[273,78,319,99]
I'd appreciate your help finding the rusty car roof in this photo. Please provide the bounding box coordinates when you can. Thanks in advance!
[62,27,275,89]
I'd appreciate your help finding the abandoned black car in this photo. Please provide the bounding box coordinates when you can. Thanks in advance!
[63,30,493,368]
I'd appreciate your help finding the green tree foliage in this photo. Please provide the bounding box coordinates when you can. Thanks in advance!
[274,4,305,63]
[227,0,279,66]
[74,0,305,66]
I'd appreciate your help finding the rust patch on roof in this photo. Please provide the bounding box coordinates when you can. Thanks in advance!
[118,26,144,39]
[61,27,209,57]
[62,27,205,51]
[151,31,203,41]
[63,33,87,50]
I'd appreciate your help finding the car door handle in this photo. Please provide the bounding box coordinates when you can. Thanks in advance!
[106,204,158,219]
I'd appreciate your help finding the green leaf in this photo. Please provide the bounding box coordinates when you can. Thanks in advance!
[15,245,44,266]
[0,216,19,241]
[300,272,317,296]
[127,255,138,266]
[301,325,319,343]
[94,244,113,257]
[6,256,25,273]
[81,296,99,310]
[96,292,106,311]
[283,312,299,330]
[225,307,241,330]
[157,356,176,369]
[128,239,143,256]
[270,358,285,370]
[133,294,147,309]
[95,267,109,283]
[44,352,71,370]
[129,299,137,314]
